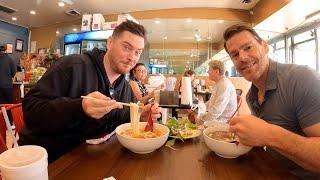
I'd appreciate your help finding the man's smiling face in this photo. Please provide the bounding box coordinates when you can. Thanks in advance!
[226,31,269,83]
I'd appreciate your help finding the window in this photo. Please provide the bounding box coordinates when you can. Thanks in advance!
[293,39,316,70]
[293,30,314,44]
[268,24,320,71]
[269,40,286,64]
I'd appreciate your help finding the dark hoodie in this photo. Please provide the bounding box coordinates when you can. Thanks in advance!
[19,48,135,163]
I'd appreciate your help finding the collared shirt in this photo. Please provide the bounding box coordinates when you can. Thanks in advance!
[198,76,237,123]
[247,60,320,179]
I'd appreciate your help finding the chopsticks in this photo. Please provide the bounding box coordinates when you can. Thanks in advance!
[80,96,131,107]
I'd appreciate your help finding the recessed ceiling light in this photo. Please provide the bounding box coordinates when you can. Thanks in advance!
[186,18,192,23]
[12,17,17,21]
[73,28,77,31]
[155,19,160,24]
[58,2,65,7]
[218,20,224,23]
[30,10,36,15]
[56,31,60,34]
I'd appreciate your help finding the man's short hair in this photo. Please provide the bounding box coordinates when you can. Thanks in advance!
[184,70,195,77]
[208,60,226,75]
[223,24,263,53]
[0,45,6,52]
[112,20,146,41]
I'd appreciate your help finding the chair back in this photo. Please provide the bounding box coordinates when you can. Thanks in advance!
[0,111,8,154]
[229,95,242,120]
[0,103,24,134]
[0,132,7,154]
[236,89,243,96]
[237,95,242,108]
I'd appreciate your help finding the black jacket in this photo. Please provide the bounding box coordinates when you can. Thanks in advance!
[0,53,16,88]
[19,48,135,162]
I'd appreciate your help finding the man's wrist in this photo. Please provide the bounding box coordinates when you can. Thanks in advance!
[265,123,283,148]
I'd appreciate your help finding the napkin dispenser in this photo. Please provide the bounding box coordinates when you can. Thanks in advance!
[159,90,179,106]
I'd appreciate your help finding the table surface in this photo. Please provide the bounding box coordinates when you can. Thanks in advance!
[49,135,296,180]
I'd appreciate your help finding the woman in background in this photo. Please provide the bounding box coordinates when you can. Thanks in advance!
[129,63,154,104]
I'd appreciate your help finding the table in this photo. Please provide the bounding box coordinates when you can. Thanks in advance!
[196,91,211,102]
[49,135,296,180]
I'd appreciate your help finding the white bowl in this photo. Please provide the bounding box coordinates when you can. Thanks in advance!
[203,121,229,128]
[116,122,169,154]
[203,126,252,158]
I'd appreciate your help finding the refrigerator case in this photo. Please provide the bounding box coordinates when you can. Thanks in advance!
[64,30,113,55]
[81,40,106,54]
[64,43,80,55]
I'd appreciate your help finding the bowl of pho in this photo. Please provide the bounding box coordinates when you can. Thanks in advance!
[203,125,252,158]
[116,122,169,154]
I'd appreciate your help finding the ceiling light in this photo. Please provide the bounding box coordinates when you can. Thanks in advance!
[30,10,36,15]
[218,20,224,23]
[12,17,17,21]
[56,31,60,34]
[58,2,65,7]
[194,34,200,39]
[186,18,192,23]
[155,19,160,24]
[72,28,77,31]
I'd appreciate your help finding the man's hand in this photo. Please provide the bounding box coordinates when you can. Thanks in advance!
[140,103,161,122]
[229,115,275,147]
[82,91,122,119]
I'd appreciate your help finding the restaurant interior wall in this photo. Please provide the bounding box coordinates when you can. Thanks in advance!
[28,2,290,74]
[0,20,29,65]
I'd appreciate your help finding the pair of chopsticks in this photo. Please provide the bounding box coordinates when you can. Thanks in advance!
[81,96,131,107]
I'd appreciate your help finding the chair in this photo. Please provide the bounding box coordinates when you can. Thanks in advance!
[0,103,24,136]
[230,95,242,119]
[0,110,8,153]
[236,89,243,96]
[0,133,7,154]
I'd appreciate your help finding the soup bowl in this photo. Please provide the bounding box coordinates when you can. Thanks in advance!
[116,122,169,154]
[203,126,252,158]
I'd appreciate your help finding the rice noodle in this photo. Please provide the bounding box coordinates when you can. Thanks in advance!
[130,103,140,137]
[120,127,164,139]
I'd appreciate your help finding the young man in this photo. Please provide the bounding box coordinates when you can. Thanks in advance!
[19,20,161,163]
[0,45,16,103]
[224,24,320,179]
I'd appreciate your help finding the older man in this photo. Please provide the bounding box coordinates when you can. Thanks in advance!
[224,24,320,179]
[189,60,237,125]
[19,20,161,163]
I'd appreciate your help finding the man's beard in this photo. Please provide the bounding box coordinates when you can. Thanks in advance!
[108,53,132,74]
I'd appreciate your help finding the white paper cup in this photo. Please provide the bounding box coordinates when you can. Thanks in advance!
[0,145,48,180]
[154,89,160,104]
